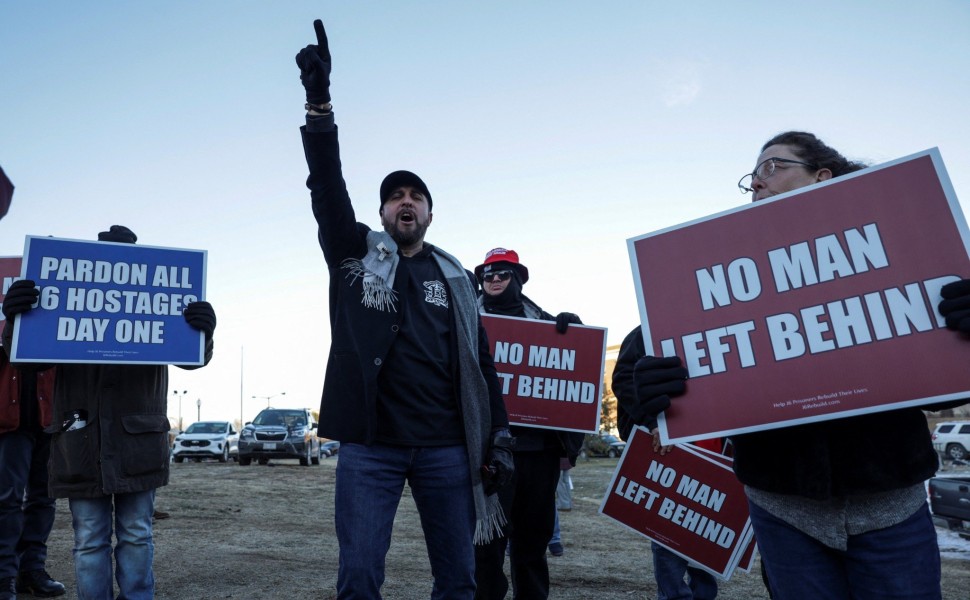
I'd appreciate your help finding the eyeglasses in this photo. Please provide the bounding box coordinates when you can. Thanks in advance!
[738,157,817,194]
[482,270,513,283]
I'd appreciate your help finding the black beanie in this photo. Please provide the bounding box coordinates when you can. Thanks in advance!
[379,170,432,210]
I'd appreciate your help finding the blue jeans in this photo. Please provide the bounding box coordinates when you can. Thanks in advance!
[651,542,718,600]
[335,443,475,599]
[69,490,155,600]
[0,430,56,579]
[549,509,561,545]
[748,499,942,600]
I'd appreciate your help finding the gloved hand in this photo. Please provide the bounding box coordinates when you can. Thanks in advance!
[939,279,970,333]
[482,428,515,496]
[183,301,217,337]
[295,19,332,106]
[554,312,582,334]
[632,356,688,425]
[97,225,137,244]
[2,280,39,320]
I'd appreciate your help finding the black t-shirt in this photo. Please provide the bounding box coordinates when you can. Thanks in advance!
[376,246,464,445]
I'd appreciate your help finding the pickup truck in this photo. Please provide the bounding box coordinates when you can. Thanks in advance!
[928,475,970,534]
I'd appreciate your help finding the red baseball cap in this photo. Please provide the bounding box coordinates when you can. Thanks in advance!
[474,248,529,284]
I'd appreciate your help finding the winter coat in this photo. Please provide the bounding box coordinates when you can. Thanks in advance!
[301,125,508,444]
[4,319,212,498]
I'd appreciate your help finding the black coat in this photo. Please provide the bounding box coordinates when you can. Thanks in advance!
[301,126,507,444]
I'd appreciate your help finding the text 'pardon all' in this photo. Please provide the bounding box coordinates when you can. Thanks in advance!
[39,257,193,288]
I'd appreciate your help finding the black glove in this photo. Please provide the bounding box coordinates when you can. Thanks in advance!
[2,280,39,320]
[939,279,970,333]
[554,312,582,334]
[482,428,515,496]
[295,19,332,105]
[632,356,688,427]
[183,301,217,337]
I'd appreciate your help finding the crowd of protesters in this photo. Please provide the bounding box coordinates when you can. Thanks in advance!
[0,15,965,600]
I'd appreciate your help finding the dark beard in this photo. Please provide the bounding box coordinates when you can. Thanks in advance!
[384,219,429,247]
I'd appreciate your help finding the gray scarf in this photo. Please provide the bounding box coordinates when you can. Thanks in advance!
[341,231,400,312]
[342,232,506,544]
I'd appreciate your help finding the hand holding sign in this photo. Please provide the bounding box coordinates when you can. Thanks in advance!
[632,356,688,429]
[183,301,216,337]
[554,312,582,334]
[296,20,332,106]
[939,279,970,333]
[1,279,38,320]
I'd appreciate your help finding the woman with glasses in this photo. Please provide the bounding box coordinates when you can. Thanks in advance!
[737,131,866,202]
[472,248,585,600]
[633,131,970,599]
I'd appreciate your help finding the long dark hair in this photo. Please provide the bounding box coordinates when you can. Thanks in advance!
[763,131,868,177]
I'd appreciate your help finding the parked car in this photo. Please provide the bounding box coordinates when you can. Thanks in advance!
[237,408,321,466]
[172,421,238,463]
[929,475,970,534]
[583,433,627,458]
[932,422,970,461]
[320,440,340,458]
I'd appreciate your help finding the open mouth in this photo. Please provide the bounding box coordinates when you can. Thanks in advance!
[399,211,415,224]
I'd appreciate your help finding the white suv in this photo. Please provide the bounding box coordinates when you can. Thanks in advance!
[173,421,239,463]
[932,422,970,461]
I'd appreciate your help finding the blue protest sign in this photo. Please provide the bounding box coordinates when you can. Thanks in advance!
[10,236,207,365]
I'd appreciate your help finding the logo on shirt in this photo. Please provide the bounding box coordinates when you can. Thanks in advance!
[423,280,449,308]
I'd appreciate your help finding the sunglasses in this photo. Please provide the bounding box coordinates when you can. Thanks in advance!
[482,270,513,283]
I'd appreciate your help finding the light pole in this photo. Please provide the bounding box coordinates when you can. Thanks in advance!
[172,390,188,431]
[196,398,201,422]
[252,392,286,408]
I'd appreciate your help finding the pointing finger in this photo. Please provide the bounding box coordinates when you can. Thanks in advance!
[313,19,331,62]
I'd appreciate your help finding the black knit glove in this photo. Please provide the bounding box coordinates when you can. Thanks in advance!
[183,301,217,337]
[482,428,515,496]
[939,279,970,333]
[295,19,332,105]
[2,280,39,320]
[632,356,688,427]
[554,312,582,334]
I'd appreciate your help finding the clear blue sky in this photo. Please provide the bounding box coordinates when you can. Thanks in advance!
[2,1,969,426]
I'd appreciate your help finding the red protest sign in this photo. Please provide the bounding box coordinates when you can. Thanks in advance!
[1,256,24,337]
[599,427,752,579]
[481,314,606,432]
[628,149,970,443]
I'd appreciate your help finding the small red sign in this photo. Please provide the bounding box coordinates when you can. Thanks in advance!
[481,314,606,432]
[600,427,753,579]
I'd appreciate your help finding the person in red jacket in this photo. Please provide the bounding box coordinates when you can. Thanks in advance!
[0,317,64,598]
